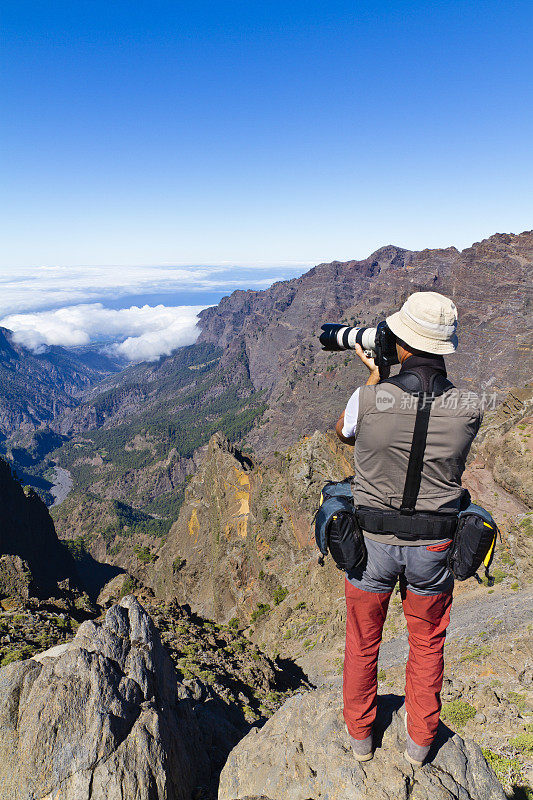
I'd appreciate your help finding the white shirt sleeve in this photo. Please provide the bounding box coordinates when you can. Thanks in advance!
[341,387,361,439]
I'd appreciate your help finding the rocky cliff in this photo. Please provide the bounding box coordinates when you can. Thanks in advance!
[0,595,311,800]
[470,383,533,508]
[218,689,508,800]
[153,430,352,626]
[0,327,120,446]
[0,457,80,600]
[0,596,516,800]
[0,596,208,800]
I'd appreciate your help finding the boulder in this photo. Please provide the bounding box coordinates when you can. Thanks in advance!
[0,595,209,800]
[218,688,506,800]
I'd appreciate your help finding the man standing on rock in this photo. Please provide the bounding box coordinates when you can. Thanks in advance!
[335,292,483,766]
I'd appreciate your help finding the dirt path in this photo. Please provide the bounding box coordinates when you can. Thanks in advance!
[378,586,533,668]
[305,586,533,686]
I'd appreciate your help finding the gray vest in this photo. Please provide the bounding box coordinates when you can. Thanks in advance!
[352,382,483,546]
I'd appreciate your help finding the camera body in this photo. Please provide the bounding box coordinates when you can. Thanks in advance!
[319,320,399,378]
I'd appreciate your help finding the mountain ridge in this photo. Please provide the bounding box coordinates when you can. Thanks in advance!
[52,229,533,446]
[45,229,532,572]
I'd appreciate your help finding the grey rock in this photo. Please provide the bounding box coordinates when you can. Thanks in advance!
[441,676,465,702]
[218,688,507,800]
[0,595,209,800]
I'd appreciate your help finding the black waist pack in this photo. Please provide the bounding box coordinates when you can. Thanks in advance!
[314,480,367,572]
[447,503,499,582]
[355,506,458,540]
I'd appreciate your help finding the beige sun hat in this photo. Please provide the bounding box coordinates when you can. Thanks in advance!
[386,291,458,354]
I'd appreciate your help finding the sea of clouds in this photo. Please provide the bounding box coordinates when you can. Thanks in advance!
[0,263,306,362]
[1,303,206,362]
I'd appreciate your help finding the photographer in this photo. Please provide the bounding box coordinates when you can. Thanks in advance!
[335,292,483,766]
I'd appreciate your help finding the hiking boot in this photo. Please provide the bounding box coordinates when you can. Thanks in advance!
[403,711,430,767]
[345,724,373,761]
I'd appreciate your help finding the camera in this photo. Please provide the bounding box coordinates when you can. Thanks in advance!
[319,320,399,378]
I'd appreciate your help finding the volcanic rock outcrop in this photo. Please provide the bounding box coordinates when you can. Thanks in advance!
[218,688,507,800]
[0,595,209,800]
[154,430,352,623]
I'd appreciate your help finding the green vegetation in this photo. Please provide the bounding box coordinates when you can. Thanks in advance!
[101,500,171,542]
[442,700,476,728]
[133,545,157,564]
[273,586,288,605]
[228,617,239,629]
[251,602,271,622]
[172,556,186,572]
[519,515,533,537]
[482,748,528,794]
[119,576,136,598]
[483,568,507,586]
[144,488,187,521]
[63,536,89,561]
[508,692,527,712]
[500,550,516,566]
[510,733,533,753]
[460,644,492,662]
[1,647,32,667]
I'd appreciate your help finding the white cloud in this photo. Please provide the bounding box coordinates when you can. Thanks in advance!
[0,303,204,363]
[0,262,308,362]
[0,263,306,317]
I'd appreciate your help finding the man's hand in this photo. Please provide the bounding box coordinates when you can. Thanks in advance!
[354,343,381,386]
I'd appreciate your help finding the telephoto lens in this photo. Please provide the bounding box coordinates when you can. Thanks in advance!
[319,324,377,353]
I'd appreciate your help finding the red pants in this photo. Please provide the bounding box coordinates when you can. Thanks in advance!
[343,579,452,746]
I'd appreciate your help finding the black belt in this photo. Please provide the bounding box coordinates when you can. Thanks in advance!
[355,506,458,541]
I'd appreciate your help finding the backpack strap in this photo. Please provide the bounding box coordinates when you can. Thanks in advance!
[384,369,454,396]
[400,394,434,514]
[380,368,454,516]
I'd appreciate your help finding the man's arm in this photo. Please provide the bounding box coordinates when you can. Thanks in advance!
[336,411,355,445]
[335,344,381,445]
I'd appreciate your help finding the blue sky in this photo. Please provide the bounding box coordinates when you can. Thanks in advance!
[2,0,532,270]
[1,2,531,360]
